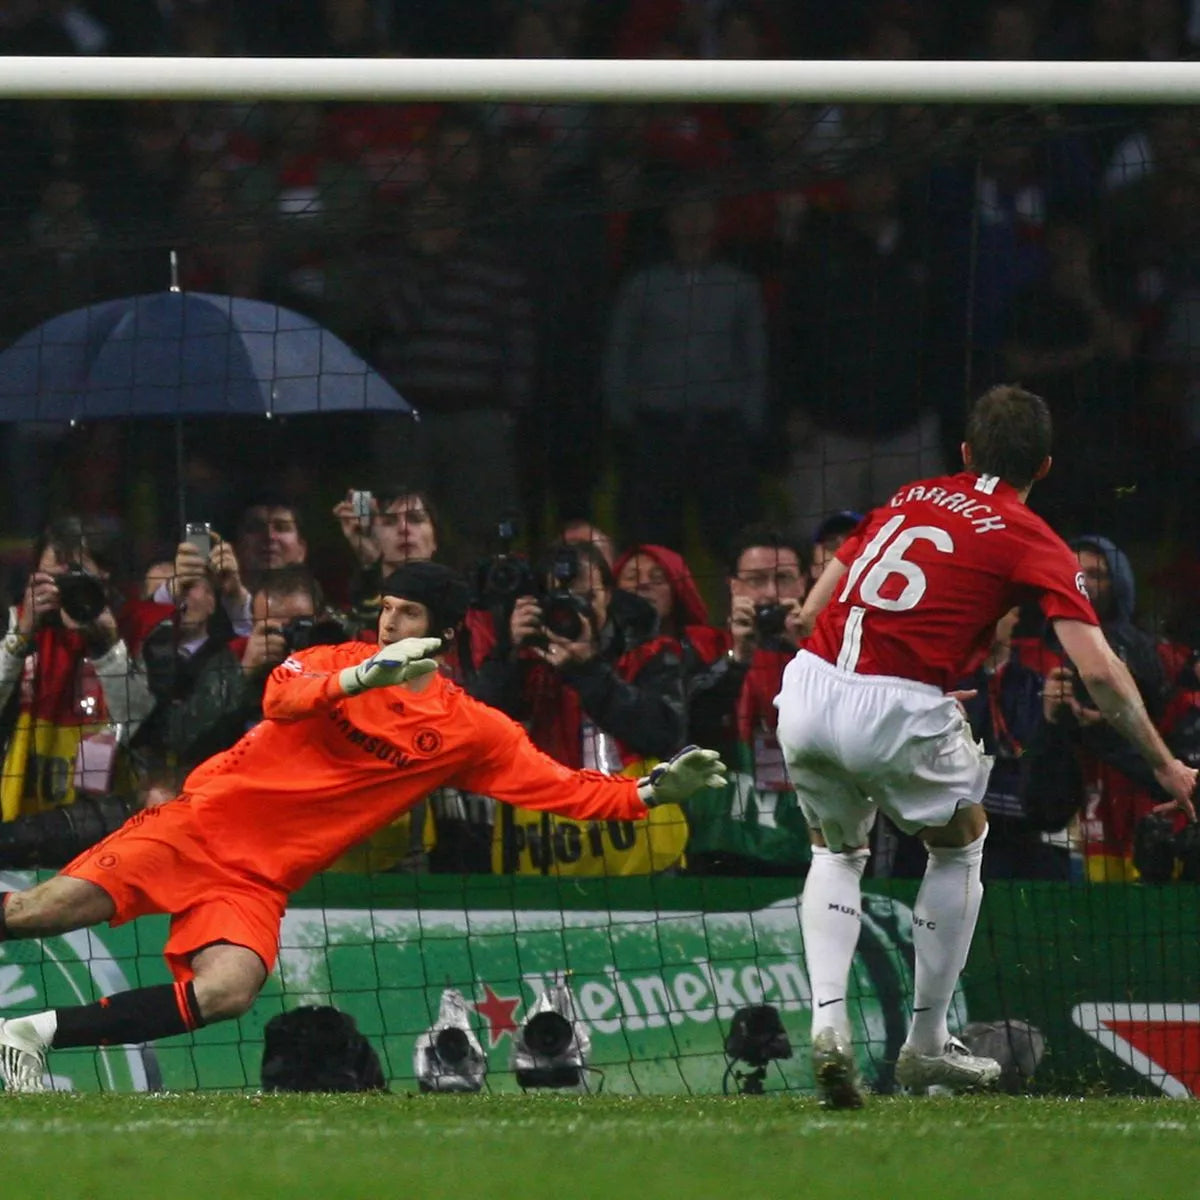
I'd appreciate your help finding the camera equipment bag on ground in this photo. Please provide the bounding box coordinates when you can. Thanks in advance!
[260,1005,386,1093]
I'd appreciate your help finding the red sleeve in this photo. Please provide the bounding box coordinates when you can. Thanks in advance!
[1013,531,1099,626]
[455,704,648,823]
[261,642,374,721]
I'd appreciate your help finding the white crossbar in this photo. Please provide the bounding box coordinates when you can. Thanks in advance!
[0,56,1197,104]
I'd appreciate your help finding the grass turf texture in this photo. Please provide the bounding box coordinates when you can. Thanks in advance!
[1,1093,1197,1200]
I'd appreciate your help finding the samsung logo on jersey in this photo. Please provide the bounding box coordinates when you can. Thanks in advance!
[328,710,412,769]
[889,484,1007,533]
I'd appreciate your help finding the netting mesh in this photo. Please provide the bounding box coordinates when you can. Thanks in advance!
[0,33,1198,1099]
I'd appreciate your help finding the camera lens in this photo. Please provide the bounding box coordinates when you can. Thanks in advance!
[433,1027,471,1066]
[542,594,585,641]
[57,568,108,624]
[524,1011,573,1058]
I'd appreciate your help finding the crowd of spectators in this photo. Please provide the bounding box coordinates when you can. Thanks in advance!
[1,491,1197,883]
[3,3,1200,550]
[0,0,1198,881]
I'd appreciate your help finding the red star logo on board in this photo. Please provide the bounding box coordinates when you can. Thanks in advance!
[471,984,521,1046]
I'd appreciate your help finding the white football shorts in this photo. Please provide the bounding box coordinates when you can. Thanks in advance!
[774,650,993,852]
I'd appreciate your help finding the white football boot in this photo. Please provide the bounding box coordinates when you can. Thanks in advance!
[895,1035,1001,1093]
[811,1026,866,1109]
[0,1017,49,1094]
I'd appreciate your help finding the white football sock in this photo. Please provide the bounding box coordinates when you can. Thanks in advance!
[801,844,870,1042]
[906,829,987,1056]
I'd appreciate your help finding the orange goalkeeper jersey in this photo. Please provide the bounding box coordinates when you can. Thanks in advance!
[178,642,647,891]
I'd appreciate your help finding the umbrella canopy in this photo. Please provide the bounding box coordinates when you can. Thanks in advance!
[0,291,414,421]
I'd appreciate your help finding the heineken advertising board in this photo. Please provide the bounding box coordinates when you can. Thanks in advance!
[1,871,1196,1097]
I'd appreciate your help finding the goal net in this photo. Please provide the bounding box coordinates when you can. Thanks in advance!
[0,52,1197,1099]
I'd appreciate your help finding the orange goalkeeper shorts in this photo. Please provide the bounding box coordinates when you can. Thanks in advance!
[64,796,288,983]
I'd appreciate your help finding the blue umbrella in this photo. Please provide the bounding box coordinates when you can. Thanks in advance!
[0,289,415,533]
[0,290,414,421]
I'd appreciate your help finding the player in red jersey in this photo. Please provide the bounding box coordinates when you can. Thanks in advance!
[776,385,1198,1108]
[0,562,725,1093]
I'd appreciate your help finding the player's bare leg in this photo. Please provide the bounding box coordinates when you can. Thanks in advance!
[188,943,268,1023]
[896,803,1001,1093]
[802,827,869,1109]
[0,882,267,1094]
[3,874,116,935]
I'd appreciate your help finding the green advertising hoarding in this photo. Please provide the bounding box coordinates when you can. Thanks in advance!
[1,871,1196,1097]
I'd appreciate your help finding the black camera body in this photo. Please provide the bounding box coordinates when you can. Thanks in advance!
[56,565,109,624]
[280,615,348,653]
[534,546,591,644]
[539,590,591,643]
[1134,812,1200,884]
[753,601,790,641]
[474,553,539,611]
[471,518,539,612]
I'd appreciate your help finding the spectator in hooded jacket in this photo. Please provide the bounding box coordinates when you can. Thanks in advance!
[1036,535,1175,881]
[614,543,711,643]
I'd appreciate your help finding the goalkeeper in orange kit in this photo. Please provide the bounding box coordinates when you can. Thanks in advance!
[0,562,726,1093]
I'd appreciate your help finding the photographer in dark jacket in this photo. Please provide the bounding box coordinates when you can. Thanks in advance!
[137,565,342,781]
[472,541,685,769]
[962,608,1069,881]
[1026,535,1175,881]
[470,541,686,874]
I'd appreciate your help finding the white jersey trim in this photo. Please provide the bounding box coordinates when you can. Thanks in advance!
[836,605,866,672]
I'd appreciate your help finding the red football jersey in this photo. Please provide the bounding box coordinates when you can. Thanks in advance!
[807,471,1098,690]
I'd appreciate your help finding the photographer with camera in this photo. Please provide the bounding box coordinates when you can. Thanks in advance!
[470,539,688,874]
[135,566,345,786]
[1027,536,1181,882]
[684,525,814,874]
[0,517,163,827]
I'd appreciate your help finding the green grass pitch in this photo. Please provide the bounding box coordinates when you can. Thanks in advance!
[1,1094,1198,1200]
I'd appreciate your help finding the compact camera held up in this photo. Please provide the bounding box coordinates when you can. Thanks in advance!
[753,601,790,641]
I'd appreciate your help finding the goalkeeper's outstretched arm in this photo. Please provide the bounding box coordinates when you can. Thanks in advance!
[454,709,727,823]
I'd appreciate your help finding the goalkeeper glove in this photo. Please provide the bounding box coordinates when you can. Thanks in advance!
[339,637,444,696]
[640,745,728,807]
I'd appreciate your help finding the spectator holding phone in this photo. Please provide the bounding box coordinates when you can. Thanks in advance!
[152,522,252,637]
[137,566,340,781]
[331,483,440,630]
